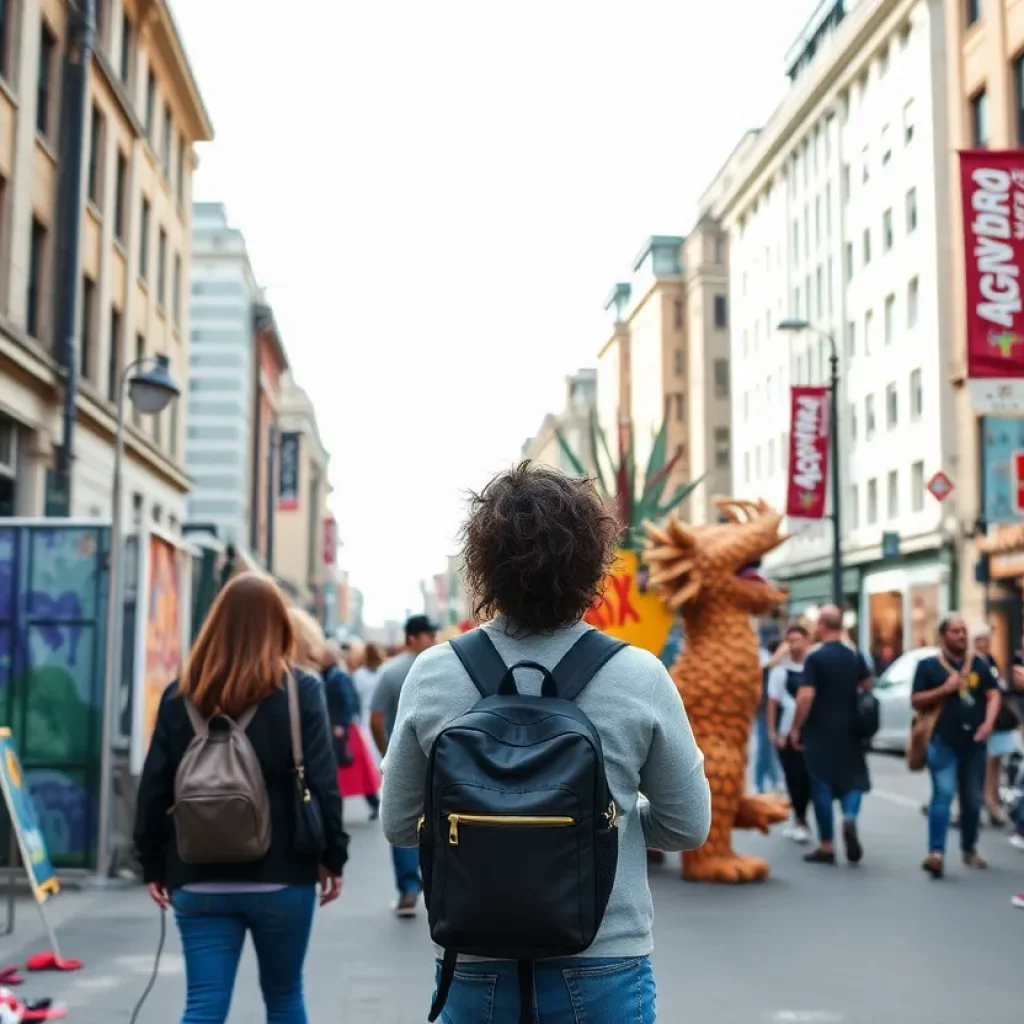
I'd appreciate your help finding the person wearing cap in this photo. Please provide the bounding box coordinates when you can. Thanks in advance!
[370,614,439,917]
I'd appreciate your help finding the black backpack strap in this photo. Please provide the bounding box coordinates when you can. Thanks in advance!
[517,960,534,1024]
[450,629,508,698]
[553,629,628,702]
[428,949,458,1022]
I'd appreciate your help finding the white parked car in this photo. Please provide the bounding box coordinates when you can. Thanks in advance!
[871,647,939,753]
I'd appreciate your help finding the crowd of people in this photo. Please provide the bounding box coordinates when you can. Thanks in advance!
[756,608,1024,902]
[129,460,1023,1023]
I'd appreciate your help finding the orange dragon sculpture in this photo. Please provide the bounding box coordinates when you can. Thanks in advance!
[643,497,791,883]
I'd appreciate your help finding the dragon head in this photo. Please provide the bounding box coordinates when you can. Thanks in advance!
[641,497,790,616]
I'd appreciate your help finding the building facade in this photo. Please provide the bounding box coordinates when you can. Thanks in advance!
[944,0,1024,660]
[597,232,731,525]
[251,301,287,567]
[522,368,598,475]
[0,0,211,522]
[186,202,259,543]
[715,0,956,662]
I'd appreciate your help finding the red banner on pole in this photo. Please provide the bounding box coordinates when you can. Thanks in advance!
[786,385,830,520]
[323,516,337,565]
[959,150,1024,379]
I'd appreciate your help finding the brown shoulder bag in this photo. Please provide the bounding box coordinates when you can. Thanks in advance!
[906,649,966,773]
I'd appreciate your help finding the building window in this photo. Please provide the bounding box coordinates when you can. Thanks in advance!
[867,478,878,524]
[714,427,730,469]
[881,124,891,165]
[176,134,186,206]
[966,0,981,28]
[883,208,893,251]
[865,394,876,440]
[911,461,925,512]
[673,299,683,330]
[885,294,895,344]
[80,276,96,380]
[861,144,870,183]
[139,197,150,280]
[0,0,14,83]
[903,99,916,144]
[815,196,821,244]
[845,320,856,358]
[970,88,989,147]
[906,187,918,233]
[850,484,860,530]
[887,470,899,519]
[743,391,749,421]
[87,103,105,208]
[674,393,685,421]
[842,163,851,204]
[37,20,57,139]
[907,276,919,327]
[133,334,144,426]
[767,438,775,474]
[845,241,854,281]
[850,402,858,442]
[713,295,728,329]
[169,397,178,458]
[816,265,823,317]
[865,308,874,355]
[714,235,725,263]
[886,382,898,428]
[161,103,172,178]
[743,451,750,484]
[108,307,122,402]
[145,68,156,142]
[114,151,128,244]
[863,227,871,265]
[910,368,923,418]
[120,10,134,84]
[27,217,47,340]
[173,253,182,325]
[157,227,167,307]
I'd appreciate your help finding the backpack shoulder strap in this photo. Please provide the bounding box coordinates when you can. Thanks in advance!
[235,705,259,732]
[553,629,628,703]
[184,699,208,737]
[449,628,508,698]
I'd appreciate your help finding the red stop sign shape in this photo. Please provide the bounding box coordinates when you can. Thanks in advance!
[926,470,955,503]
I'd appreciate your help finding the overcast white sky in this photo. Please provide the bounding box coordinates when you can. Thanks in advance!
[172,0,810,624]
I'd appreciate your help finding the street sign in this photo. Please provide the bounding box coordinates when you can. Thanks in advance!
[881,531,900,559]
[926,470,955,503]
[1013,451,1024,516]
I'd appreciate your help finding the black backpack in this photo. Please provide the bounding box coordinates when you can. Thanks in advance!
[422,628,626,1024]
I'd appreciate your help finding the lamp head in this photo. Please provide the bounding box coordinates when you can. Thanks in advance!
[128,355,179,415]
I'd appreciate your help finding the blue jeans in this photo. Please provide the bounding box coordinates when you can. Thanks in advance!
[809,776,862,844]
[433,956,655,1023]
[172,886,316,1024]
[393,844,421,896]
[754,708,782,792]
[927,737,987,854]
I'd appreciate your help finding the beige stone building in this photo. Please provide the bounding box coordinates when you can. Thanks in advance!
[521,368,598,475]
[274,370,333,617]
[596,231,731,525]
[945,0,1024,651]
[0,0,212,522]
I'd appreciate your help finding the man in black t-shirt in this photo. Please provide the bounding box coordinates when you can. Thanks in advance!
[913,614,1000,879]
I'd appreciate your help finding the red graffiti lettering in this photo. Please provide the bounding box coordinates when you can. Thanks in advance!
[584,597,610,629]
[611,574,640,627]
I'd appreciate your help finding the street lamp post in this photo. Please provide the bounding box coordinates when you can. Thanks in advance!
[94,355,180,880]
[777,319,843,609]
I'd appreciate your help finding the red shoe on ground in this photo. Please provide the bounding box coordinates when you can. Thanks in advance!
[1012,893,1024,909]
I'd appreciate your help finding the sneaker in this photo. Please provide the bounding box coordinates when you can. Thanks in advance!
[842,819,863,865]
[962,850,988,870]
[394,892,419,918]
[1009,833,1024,852]
[922,852,944,878]
[791,824,811,844]
[1011,893,1024,908]
[803,847,836,865]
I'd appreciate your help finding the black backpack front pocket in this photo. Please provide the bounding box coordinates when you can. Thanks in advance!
[436,813,584,958]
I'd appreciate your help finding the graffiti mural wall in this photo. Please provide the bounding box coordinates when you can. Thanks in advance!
[0,525,108,868]
[138,535,184,769]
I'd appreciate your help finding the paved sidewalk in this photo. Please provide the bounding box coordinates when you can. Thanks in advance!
[0,758,1019,1022]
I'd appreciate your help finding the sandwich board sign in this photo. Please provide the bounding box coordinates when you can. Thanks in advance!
[0,728,59,904]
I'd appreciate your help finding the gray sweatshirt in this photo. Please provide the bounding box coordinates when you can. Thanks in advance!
[380,616,711,959]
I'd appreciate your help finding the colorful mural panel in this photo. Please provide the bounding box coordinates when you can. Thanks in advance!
[141,536,183,758]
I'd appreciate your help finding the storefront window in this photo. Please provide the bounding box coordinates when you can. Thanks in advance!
[869,590,903,673]
[908,583,940,650]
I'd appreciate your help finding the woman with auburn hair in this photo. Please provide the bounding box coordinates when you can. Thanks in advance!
[134,572,348,1024]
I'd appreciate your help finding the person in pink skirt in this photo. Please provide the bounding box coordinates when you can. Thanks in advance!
[322,643,381,819]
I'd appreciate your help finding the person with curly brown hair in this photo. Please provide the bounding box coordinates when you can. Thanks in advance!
[379,462,710,1023]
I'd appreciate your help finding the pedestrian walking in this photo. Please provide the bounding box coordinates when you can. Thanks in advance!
[370,614,439,917]
[134,572,348,1024]
[790,605,873,866]
[754,643,784,794]
[323,642,382,818]
[380,463,710,1023]
[914,614,1001,879]
[353,642,385,765]
[767,622,812,844]
[973,626,1016,827]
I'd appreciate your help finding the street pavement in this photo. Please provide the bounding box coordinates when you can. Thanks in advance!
[0,754,1019,1023]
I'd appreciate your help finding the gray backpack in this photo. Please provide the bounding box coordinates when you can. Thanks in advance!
[172,699,272,864]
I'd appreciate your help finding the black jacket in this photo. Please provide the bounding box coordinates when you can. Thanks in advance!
[134,669,349,889]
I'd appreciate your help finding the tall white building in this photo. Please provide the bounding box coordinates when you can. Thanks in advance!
[713,0,957,662]
[186,203,260,546]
